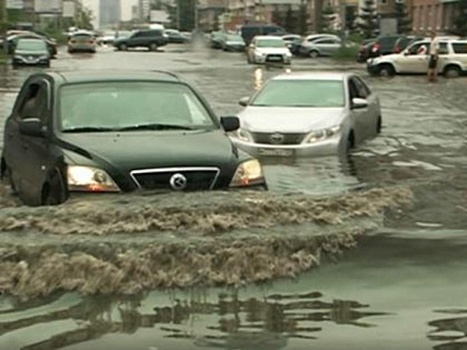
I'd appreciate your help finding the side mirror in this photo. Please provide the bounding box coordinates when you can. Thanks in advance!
[220,116,240,132]
[238,96,250,107]
[19,118,45,137]
[351,98,369,110]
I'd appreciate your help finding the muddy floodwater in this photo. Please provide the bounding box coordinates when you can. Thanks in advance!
[0,44,467,349]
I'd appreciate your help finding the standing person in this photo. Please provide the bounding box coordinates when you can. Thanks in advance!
[427,31,440,82]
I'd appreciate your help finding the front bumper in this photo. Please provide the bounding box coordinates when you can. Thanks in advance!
[254,55,292,64]
[231,138,342,158]
[12,56,49,66]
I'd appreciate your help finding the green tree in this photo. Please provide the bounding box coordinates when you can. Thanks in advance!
[357,0,377,38]
[298,1,307,35]
[284,6,295,33]
[452,0,467,36]
[271,8,282,27]
[395,2,410,34]
[344,5,357,32]
[178,0,195,31]
[321,6,336,32]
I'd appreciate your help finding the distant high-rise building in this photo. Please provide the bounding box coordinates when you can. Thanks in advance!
[99,0,121,28]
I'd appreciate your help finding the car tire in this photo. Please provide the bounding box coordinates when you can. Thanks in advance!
[444,65,461,78]
[118,43,127,51]
[42,170,67,206]
[1,161,17,195]
[68,49,74,54]
[149,42,158,51]
[376,116,382,134]
[309,50,319,58]
[378,64,395,77]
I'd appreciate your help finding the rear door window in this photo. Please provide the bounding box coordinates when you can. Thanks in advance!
[452,43,467,54]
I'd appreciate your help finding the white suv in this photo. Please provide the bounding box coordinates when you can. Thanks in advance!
[367,38,467,78]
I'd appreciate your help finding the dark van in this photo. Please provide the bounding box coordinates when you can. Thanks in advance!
[240,24,286,45]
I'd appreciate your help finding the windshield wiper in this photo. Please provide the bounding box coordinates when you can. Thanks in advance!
[62,126,117,133]
[117,123,195,131]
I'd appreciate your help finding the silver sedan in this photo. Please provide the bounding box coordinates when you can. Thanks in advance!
[230,72,382,157]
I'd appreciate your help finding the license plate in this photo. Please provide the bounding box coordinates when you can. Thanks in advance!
[258,148,294,157]
[268,56,282,61]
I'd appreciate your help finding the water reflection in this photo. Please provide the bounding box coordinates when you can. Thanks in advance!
[429,309,467,349]
[0,289,389,350]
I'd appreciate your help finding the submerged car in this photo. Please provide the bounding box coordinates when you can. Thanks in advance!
[1,71,267,206]
[12,38,50,68]
[246,36,292,65]
[222,33,245,52]
[230,72,382,157]
[68,30,97,53]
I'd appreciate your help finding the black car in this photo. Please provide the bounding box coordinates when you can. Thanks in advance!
[12,38,50,68]
[6,32,58,58]
[164,29,190,44]
[1,71,267,206]
[356,35,403,62]
[113,29,168,51]
[392,35,424,54]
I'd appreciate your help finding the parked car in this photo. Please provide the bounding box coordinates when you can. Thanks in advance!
[295,33,341,56]
[240,24,286,46]
[367,38,467,77]
[68,30,97,53]
[357,35,403,62]
[96,30,116,45]
[113,29,168,51]
[280,34,302,51]
[164,29,190,43]
[299,36,342,58]
[229,72,382,157]
[0,70,267,206]
[12,38,50,68]
[6,32,57,58]
[246,36,292,65]
[392,35,424,54]
[222,33,245,52]
[356,38,376,63]
[210,31,227,49]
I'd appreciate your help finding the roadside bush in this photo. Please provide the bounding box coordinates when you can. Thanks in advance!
[0,52,7,64]
[332,44,359,61]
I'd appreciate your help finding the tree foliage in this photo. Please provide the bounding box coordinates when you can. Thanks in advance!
[395,2,410,34]
[357,0,378,38]
[178,0,195,31]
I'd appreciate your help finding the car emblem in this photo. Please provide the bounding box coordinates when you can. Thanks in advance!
[270,132,285,144]
[169,173,187,191]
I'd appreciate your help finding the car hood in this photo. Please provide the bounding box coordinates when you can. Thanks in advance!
[59,129,239,172]
[255,47,290,55]
[238,107,345,133]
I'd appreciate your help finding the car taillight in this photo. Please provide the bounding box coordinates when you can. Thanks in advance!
[89,40,95,44]
[371,43,380,53]
[394,44,401,53]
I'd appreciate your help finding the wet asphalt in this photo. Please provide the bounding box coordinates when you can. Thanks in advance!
[0,43,467,349]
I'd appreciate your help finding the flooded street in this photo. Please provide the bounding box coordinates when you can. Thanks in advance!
[1,44,467,349]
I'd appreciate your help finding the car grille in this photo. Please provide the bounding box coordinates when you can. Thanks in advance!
[130,168,220,191]
[251,132,306,145]
[265,54,284,62]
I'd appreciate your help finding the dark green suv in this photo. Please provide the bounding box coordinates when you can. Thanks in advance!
[1,70,267,206]
[113,29,168,51]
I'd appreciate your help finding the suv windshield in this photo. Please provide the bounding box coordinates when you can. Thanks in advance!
[251,79,345,108]
[59,82,217,132]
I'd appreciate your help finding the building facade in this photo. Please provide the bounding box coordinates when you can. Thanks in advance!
[99,0,121,28]
[411,0,459,34]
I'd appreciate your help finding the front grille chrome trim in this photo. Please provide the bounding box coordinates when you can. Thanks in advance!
[130,167,221,190]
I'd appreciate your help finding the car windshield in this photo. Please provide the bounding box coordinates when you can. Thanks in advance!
[256,39,286,48]
[16,39,46,51]
[251,79,345,108]
[59,82,217,132]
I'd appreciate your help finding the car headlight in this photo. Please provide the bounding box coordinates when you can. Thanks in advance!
[230,128,253,142]
[229,159,265,187]
[67,165,120,192]
[307,125,341,143]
